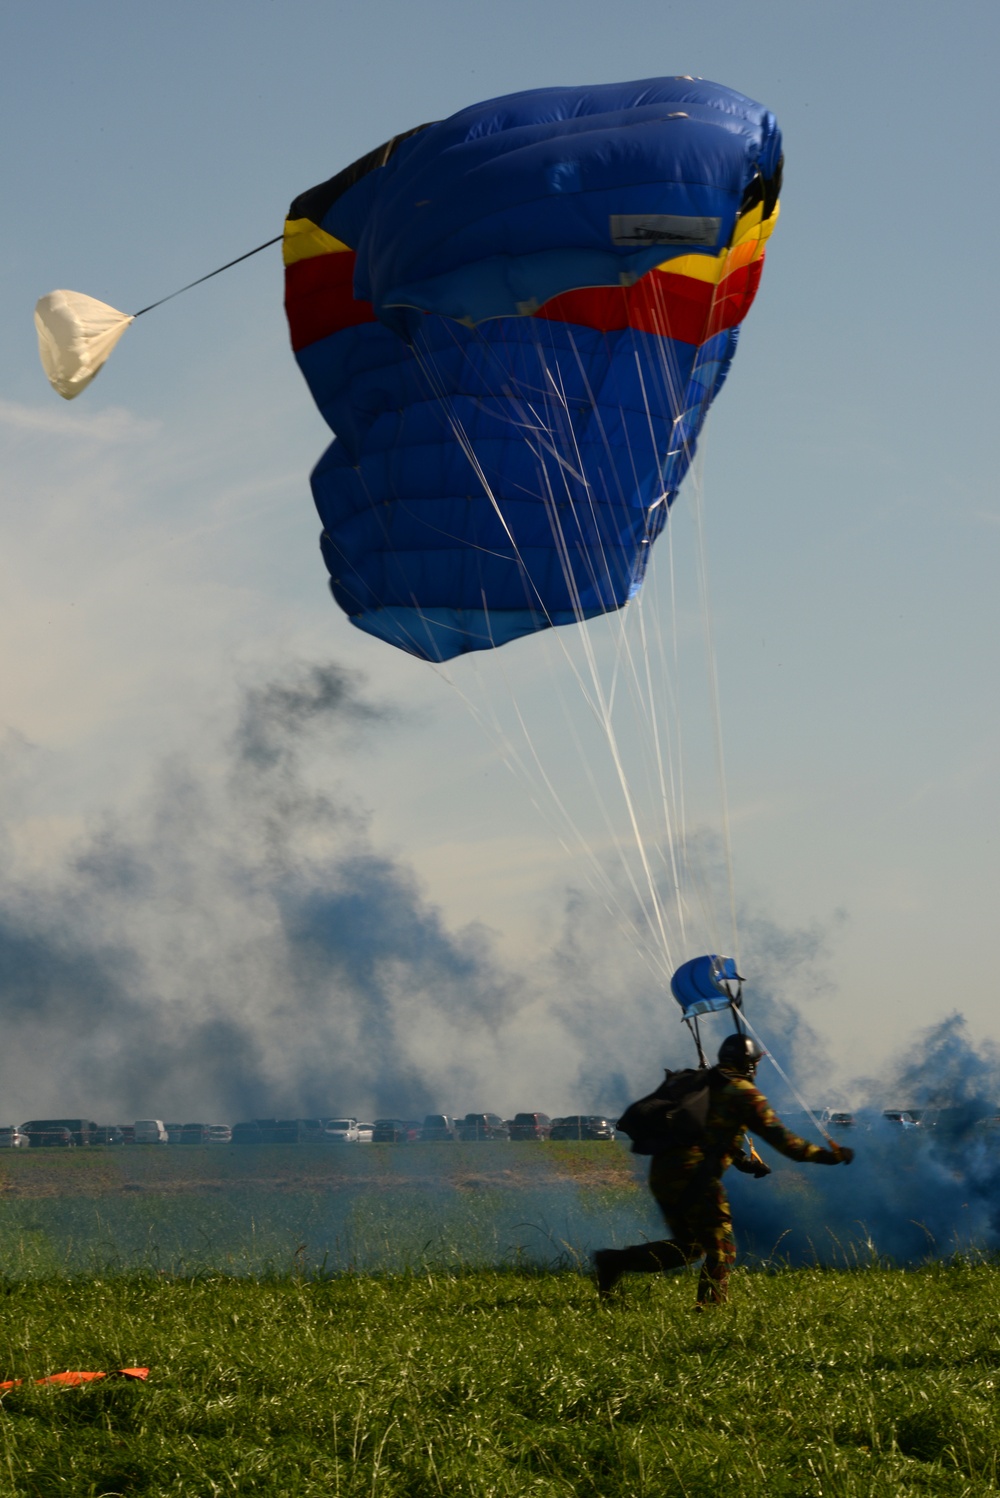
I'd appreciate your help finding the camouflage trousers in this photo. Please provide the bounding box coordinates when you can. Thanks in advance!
[605,1156,736,1304]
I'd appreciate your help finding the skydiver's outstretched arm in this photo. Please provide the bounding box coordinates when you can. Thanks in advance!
[725,1077,853,1164]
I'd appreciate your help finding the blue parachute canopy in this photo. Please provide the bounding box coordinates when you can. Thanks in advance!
[284,78,782,661]
[670,955,743,1019]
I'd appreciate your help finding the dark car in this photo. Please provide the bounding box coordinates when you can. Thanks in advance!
[179,1123,211,1146]
[882,1110,920,1129]
[509,1112,552,1141]
[457,1113,510,1142]
[372,1118,410,1143]
[21,1121,77,1147]
[92,1125,125,1146]
[229,1118,312,1146]
[230,1120,281,1138]
[22,1118,97,1147]
[550,1115,615,1141]
[421,1114,456,1142]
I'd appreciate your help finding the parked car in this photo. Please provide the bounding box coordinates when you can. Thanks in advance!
[22,1118,97,1147]
[421,1114,456,1142]
[117,1125,136,1146]
[509,1112,552,1141]
[355,1122,374,1144]
[457,1113,510,1142]
[882,1110,920,1129]
[0,1126,29,1148]
[92,1125,125,1146]
[206,1125,232,1145]
[550,1115,615,1141]
[372,1118,410,1143]
[230,1118,299,1145]
[21,1121,76,1148]
[178,1123,210,1145]
[324,1118,360,1144]
[821,1111,856,1130]
[134,1119,169,1145]
[164,1123,185,1144]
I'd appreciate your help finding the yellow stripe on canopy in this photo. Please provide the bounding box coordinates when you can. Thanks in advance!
[283,219,351,266]
[656,200,780,282]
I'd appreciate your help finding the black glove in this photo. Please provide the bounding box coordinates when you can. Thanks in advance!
[734,1156,771,1178]
[815,1146,855,1166]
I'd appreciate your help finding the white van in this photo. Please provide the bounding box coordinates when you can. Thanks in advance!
[133,1119,168,1145]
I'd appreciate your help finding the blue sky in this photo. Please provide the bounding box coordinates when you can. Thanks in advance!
[1,1,999,1121]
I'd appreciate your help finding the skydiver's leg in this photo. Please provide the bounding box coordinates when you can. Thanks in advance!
[593,1238,695,1296]
[593,1156,712,1298]
[593,1181,702,1296]
[692,1183,735,1305]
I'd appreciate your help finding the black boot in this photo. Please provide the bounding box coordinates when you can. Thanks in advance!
[593,1249,625,1297]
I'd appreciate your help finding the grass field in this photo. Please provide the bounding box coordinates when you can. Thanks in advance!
[0,1143,649,1278]
[1,1146,997,1495]
[2,1263,1000,1496]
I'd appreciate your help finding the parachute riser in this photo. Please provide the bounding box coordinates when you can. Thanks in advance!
[684,1015,709,1069]
[729,983,744,1036]
[680,985,742,1069]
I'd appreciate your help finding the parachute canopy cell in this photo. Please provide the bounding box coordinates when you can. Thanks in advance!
[284,78,781,662]
[670,955,743,1019]
[34,291,134,400]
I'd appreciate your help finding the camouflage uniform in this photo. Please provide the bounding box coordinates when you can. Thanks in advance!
[599,1067,842,1305]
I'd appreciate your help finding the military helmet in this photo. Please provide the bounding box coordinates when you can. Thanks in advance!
[718,1033,764,1075]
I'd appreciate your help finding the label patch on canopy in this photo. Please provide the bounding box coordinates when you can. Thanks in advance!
[610,214,720,247]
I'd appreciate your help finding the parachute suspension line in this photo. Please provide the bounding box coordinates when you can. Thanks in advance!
[624,330,700,951]
[539,312,722,979]
[132,235,283,318]
[626,318,723,952]
[629,335,704,941]
[406,328,679,977]
[435,627,673,984]
[446,620,670,982]
[543,319,699,952]
[633,590,687,951]
[417,320,682,976]
[739,1011,835,1149]
[635,240,742,965]
[689,450,739,965]
[521,327,683,972]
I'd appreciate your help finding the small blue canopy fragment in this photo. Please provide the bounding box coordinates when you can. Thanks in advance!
[670,955,743,1018]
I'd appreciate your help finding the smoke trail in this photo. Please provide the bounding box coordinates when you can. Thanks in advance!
[725,1015,1000,1266]
[0,661,525,1123]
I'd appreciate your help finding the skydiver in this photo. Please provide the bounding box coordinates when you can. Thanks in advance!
[593,1033,854,1308]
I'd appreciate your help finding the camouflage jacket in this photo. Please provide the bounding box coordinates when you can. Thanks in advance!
[654,1067,828,1182]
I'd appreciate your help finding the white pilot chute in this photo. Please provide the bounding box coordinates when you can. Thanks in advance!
[34,236,283,402]
[34,290,134,400]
